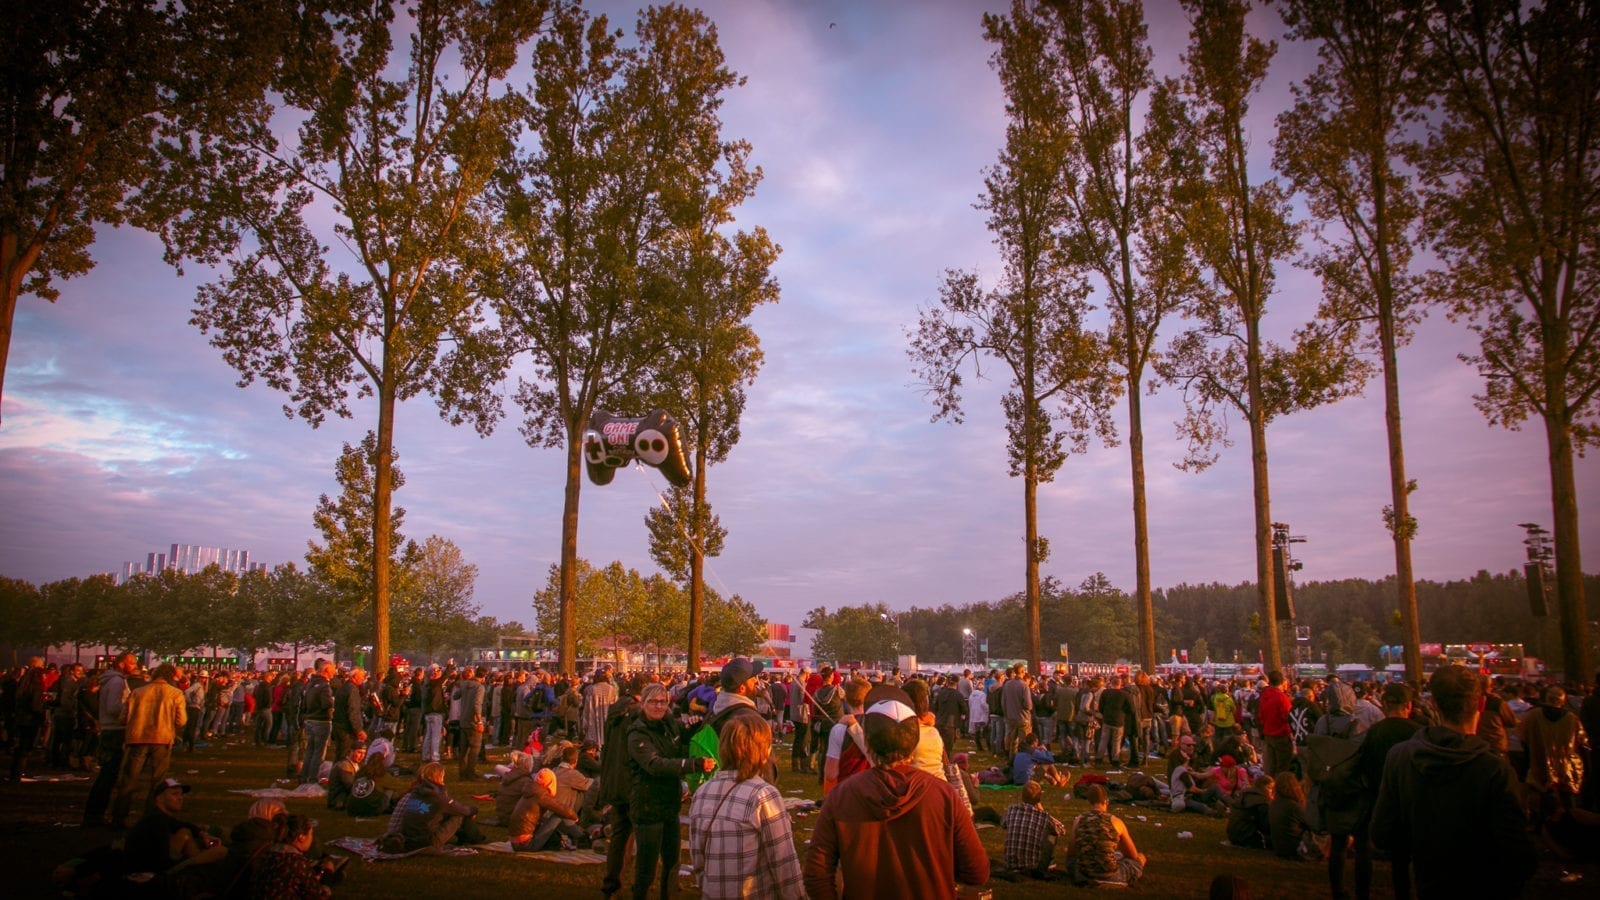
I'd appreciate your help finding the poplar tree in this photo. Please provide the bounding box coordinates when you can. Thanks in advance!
[1146,0,1365,671]
[911,3,1118,675]
[487,4,753,673]
[643,224,778,673]
[1047,0,1178,673]
[178,1,546,676]
[1273,0,1432,682]
[1421,0,1600,679]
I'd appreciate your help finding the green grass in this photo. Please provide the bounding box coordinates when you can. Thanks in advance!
[2,734,1594,898]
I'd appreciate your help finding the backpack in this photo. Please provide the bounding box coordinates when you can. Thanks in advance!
[527,685,548,715]
[1035,689,1055,718]
[1302,717,1363,801]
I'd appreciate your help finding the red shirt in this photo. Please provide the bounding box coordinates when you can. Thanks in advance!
[1258,685,1292,738]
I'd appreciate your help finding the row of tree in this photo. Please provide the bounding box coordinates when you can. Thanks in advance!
[0,559,522,668]
[805,570,1600,676]
[531,558,768,663]
[3,1,777,677]
[910,0,1597,680]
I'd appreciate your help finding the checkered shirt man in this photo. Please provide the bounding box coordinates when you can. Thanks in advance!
[1002,797,1066,873]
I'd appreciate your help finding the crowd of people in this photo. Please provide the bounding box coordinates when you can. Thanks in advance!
[4,651,1596,897]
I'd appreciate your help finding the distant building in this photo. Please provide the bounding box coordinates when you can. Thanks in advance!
[116,543,269,584]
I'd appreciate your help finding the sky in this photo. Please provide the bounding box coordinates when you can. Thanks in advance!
[2,0,1596,640]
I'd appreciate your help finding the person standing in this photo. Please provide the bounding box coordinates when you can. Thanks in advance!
[1000,664,1034,761]
[1340,681,1421,900]
[1257,671,1294,776]
[626,682,713,900]
[1520,683,1589,833]
[933,675,966,759]
[802,684,989,899]
[787,668,812,773]
[456,667,486,780]
[687,714,805,899]
[84,653,138,827]
[8,657,47,781]
[180,673,207,753]
[584,670,618,749]
[1371,666,1535,897]
[598,676,643,899]
[298,660,335,785]
[48,663,85,769]
[331,667,367,764]
[109,663,187,828]
[1097,675,1130,768]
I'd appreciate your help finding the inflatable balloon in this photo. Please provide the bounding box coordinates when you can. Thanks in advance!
[582,409,691,488]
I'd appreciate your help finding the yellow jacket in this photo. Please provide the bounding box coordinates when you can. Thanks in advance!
[124,680,188,746]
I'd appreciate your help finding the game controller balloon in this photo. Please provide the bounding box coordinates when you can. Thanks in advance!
[582,409,691,487]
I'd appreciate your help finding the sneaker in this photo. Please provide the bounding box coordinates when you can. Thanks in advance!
[559,836,578,851]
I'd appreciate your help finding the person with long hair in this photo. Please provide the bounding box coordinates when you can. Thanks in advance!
[687,715,804,899]
[251,814,339,899]
[623,682,713,898]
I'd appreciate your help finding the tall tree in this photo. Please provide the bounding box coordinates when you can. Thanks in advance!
[177,0,546,678]
[802,604,901,668]
[486,4,751,672]
[701,588,768,659]
[1420,0,1600,680]
[1145,0,1364,671]
[0,0,286,424]
[305,434,408,651]
[1273,0,1432,682]
[391,534,480,660]
[1045,0,1177,673]
[643,223,778,673]
[911,3,1118,675]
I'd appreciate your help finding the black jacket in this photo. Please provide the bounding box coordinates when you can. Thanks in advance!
[333,680,363,734]
[1370,726,1535,897]
[597,695,640,807]
[626,713,696,825]
[300,675,333,722]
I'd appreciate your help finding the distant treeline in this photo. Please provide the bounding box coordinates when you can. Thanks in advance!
[888,570,1600,671]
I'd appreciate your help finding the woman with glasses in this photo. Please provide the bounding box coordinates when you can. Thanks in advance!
[622,683,714,898]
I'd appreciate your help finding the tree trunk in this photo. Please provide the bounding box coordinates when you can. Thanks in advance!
[373,378,396,681]
[1378,275,1423,684]
[559,426,584,674]
[1545,396,1591,681]
[687,411,712,675]
[688,444,707,675]
[1024,457,1042,676]
[1127,372,1155,673]
[1246,321,1281,672]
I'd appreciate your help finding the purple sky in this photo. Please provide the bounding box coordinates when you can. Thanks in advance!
[2,1,1595,637]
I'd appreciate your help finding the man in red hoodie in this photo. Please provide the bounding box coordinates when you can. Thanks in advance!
[1257,671,1294,776]
[804,684,989,899]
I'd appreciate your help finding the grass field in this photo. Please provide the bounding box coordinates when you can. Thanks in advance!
[2,732,1593,899]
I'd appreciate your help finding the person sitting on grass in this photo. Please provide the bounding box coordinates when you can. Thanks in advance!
[1011,732,1070,788]
[1000,780,1066,880]
[1268,772,1318,861]
[1226,775,1275,850]
[250,814,342,900]
[326,744,367,811]
[378,761,486,853]
[124,778,228,878]
[1169,737,1227,815]
[492,751,534,827]
[1064,783,1146,887]
[508,767,583,853]
[1211,754,1250,802]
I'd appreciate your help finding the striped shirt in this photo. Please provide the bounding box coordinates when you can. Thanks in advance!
[688,771,805,900]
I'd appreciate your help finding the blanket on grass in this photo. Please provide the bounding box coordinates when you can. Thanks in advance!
[327,836,478,861]
[229,784,327,800]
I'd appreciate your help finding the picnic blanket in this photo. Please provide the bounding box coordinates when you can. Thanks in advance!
[479,842,607,864]
[782,797,818,813]
[229,784,327,800]
[20,774,90,783]
[327,836,478,861]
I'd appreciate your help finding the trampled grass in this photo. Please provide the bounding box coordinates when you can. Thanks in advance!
[2,733,1593,898]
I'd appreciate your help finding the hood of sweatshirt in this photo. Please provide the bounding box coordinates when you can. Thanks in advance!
[850,765,936,822]
[708,690,756,724]
[1408,726,1493,779]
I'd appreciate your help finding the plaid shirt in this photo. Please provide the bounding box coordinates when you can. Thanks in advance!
[1002,801,1065,872]
[688,772,805,900]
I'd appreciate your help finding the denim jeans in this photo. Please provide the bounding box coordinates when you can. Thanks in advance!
[422,713,444,762]
[1099,724,1126,765]
[301,720,331,784]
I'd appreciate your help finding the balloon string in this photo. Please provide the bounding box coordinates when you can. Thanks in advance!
[633,458,739,598]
